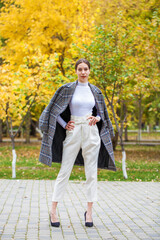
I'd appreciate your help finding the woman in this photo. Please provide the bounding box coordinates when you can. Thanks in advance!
[39,58,116,228]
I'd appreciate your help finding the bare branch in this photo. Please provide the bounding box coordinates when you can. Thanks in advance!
[104,90,111,106]
[110,102,121,136]
[121,113,127,135]
[10,117,13,135]
[112,79,117,104]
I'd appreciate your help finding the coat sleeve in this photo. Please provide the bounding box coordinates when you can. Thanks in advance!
[39,86,64,133]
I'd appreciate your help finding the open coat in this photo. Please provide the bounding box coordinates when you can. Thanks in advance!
[39,80,116,171]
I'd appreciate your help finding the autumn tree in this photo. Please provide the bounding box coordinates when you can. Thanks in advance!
[0,51,69,178]
[77,24,132,179]
[70,0,160,178]
[0,0,98,177]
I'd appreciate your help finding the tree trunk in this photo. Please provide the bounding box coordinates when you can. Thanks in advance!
[0,119,2,142]
[122,150,127,178]
[138,95,142,142]
[112,131,118,151]
[125,125,128,141]
[5,86,39,179]
[124,104,128,141]
[11,135,16,179]
[112,100,121,150]
[110,102,128,179]
[6,117,17,179]
[119,132,128,179]
[25,111,31,143]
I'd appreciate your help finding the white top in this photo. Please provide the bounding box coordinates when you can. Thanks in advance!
[57,81,101,128]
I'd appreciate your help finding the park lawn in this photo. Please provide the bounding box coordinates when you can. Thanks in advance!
[0,143,159,181]
[126,131,160,140]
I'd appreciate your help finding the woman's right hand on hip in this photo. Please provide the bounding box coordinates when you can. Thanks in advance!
[65,121,75,131]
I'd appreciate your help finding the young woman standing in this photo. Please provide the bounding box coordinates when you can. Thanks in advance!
[39,59,116,228]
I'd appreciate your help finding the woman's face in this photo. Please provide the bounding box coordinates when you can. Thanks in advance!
[76,62,90,83]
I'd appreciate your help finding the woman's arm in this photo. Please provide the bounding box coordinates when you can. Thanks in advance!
[57,115,75,130]
[57,115,67,129]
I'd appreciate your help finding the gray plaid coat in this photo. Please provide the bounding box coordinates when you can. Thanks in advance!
[39,80,116,171]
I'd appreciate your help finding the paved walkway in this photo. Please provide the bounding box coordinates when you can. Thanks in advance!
[0,180,159,240]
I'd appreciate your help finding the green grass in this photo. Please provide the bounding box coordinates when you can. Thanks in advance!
[125,131,160,140]
[0,143,159,181]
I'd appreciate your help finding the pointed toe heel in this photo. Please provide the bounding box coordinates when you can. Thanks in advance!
[84,211,93,227]
[50,215,60,228]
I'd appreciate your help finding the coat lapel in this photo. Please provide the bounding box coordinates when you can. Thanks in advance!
[64,80,77,101]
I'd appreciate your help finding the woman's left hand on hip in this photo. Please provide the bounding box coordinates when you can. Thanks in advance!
[87,116,99,126]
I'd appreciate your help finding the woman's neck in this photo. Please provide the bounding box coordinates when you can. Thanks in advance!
[78,80,88,86]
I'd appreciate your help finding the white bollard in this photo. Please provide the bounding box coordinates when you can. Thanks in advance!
[122,151,128,179]
[12,149,17,178]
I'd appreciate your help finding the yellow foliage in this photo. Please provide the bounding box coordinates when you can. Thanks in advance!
[0,0,159,128]
[0,0,97,69]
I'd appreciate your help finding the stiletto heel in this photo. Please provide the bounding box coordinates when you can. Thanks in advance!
[84,211,93,227]
[50,214,60,227]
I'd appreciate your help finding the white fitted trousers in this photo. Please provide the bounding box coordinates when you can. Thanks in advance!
[52,114,101,202]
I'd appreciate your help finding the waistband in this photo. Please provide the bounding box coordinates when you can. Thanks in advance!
[71,113,92,124]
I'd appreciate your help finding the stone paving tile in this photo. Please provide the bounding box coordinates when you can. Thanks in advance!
[0,180,160,240]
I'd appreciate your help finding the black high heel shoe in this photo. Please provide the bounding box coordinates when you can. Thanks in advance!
[84,211,93,227]
[50,214,60,227]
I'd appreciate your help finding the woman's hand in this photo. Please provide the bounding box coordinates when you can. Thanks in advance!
[65,120,75,131]
[87,116,100,126]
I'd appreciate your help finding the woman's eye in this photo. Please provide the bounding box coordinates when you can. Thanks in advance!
[77,68,88,71]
